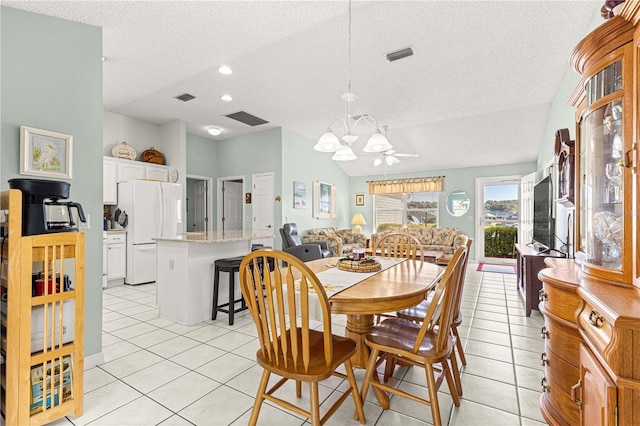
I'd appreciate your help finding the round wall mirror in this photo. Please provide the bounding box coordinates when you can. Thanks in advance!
[446,189,470,217]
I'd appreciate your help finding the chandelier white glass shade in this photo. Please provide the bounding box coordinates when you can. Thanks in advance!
[314,92,392,161]
[373,155,400,167]
[313,0,391,162]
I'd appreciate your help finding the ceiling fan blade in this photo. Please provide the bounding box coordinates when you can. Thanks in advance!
[373,158,383,167]
[394,153,419,157]
[385,156,400,166]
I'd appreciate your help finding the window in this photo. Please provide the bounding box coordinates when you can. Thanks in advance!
[374,192,439,230]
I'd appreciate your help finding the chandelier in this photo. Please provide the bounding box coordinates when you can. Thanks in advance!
[313,1,392,161]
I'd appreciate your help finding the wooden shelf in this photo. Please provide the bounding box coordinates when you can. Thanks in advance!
[0,189,85,425]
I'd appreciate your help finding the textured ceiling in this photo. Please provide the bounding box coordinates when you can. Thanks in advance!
[2,1,601,176]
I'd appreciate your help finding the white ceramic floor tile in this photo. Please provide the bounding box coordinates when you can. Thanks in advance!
[183,323,231,342]
[195,352,255,383]
[83,367,117,393]
[147,335,202,358]
[169,343,226,370]
[178,385,255,425]
[148,371,221,412]
[157,414,194,425]
[126,328,179,348]
[102,316,141,332]
[207,329,256,350]
[86,395,173,425]
[101,340,141,363]
[99,349,164,379]
[121,359,190,394]
[457,374,519,415]
[109,321,159,340]
[448,398,521,426]
[70,380,142,426]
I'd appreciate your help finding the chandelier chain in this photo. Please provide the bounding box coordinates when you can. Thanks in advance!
[348,0,352,94]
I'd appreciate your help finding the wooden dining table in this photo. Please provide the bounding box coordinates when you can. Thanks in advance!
[302,257,444,369]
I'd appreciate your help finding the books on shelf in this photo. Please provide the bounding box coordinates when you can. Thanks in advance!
[30,355,73,415]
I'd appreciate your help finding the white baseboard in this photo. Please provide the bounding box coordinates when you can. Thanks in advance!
[84,351,105,370]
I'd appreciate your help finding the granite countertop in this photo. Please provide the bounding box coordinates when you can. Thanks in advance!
[154,231,273,244]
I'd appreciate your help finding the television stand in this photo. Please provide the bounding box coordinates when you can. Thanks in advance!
[515,244,565,316]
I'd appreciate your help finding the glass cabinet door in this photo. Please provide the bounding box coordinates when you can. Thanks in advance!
[577,56,631,282]
[579,99,623,270]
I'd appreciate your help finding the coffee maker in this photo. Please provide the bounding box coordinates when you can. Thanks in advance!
[8,178,86,236]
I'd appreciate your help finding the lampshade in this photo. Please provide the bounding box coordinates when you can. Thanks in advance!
[351,213,366,225]
[332,145,357,161]
[351,213,366,234]
[314,130,343,152]
[362,131,392,153]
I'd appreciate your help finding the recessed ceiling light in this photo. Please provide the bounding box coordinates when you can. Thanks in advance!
[208,127,222,136]
[220,94,232,102]
[218,66,232,75]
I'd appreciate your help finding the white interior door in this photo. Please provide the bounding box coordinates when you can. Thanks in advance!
[252,173,274,237]
[193,180,207,232]
[223,181,243,231]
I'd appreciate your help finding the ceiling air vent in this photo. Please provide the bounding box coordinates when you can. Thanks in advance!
[175,93,196,102]
[385,46,415,62]
[225,111,269,127]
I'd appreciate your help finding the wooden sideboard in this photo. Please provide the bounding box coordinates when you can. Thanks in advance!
[515,244,564,316]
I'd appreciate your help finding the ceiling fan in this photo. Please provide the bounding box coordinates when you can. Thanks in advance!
[373,149,419,166]
[371,126,419,166]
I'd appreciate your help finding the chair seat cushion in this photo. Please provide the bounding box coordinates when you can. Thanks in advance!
[366,318,453,361]
[256,329,357,381]
[396,300,462,326]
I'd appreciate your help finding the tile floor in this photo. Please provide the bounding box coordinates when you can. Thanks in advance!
[52,263,547,425]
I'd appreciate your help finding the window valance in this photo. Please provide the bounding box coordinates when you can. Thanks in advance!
[368,176,444,194]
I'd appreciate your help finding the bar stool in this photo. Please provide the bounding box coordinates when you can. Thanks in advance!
[212,255,247,325]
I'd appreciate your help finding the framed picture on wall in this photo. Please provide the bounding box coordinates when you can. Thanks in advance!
[355,194,365,207]
[313,181,336,219]
[293,181,307,209]
[20,126,73,179]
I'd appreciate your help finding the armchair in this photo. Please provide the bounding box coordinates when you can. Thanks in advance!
[279,223,331,259]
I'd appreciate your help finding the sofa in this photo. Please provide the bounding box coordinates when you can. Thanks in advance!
[302,227,367,257]
[370,227,467,257]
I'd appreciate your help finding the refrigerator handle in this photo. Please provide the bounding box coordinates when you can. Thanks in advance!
[156,184,165,237]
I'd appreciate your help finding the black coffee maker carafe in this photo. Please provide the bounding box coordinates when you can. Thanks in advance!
[8,178,86,236]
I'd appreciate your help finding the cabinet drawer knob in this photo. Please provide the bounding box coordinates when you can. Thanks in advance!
[541,352,549,366]
[541,377,550,393]
[588,309,605,327]
[541,326,549,339]
[570,379,582,409]
[538,289,548,302]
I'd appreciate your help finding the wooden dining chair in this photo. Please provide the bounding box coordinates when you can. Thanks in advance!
[372,232,425,324]
[239,249,366,426]
[395,237,473,395]
[372,232,425,261]
[360,245,468,426]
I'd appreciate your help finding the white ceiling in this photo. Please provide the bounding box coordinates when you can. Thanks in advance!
[2,1,601,177]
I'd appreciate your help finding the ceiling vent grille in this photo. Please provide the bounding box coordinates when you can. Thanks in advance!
[175,93,196,102]
[225,111,269,127]
[385,47,415,62]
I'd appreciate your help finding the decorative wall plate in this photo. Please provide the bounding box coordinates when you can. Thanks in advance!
[169,168,179,183]
[112,142,136,160]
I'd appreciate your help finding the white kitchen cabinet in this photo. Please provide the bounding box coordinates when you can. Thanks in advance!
[103,157,170,204]
[106,232,126,285]
[103,158,118,204]
[145,164,169,181]
[118,161,146,182]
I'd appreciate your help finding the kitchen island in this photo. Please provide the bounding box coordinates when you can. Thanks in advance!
[154,231,274,325]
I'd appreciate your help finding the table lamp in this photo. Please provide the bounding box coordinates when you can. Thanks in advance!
[351,213,366,234]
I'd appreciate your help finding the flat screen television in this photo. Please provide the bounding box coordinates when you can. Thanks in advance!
[533,175,554,251]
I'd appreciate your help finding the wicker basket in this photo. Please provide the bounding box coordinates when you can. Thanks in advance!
[141,147,165,164]
[337,259,381,273]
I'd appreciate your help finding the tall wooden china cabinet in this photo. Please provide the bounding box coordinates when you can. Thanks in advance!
[538,4,640,426]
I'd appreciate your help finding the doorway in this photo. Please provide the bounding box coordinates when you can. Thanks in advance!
[186,175,213,233]
[475,176,521,264]
[217,176,244,234]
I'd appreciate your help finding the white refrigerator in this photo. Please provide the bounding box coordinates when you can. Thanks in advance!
[117,180,183,285]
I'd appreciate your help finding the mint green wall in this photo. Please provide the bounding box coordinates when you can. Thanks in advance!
[1,7,103,356]
[216,128,283,233]
[537,8,604,170]
[281,128,351,248]
[186,133,218,177]
[350,162,537,248]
